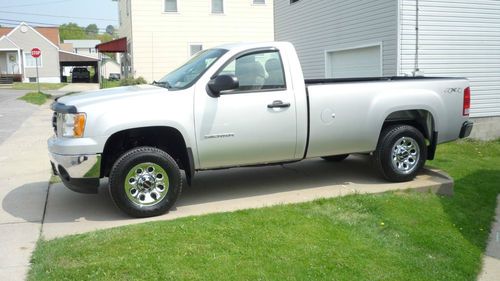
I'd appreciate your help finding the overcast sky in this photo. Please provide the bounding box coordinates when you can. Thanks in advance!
[0,0,119,30]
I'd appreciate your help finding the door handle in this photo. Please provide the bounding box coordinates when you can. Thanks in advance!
[267,100,291,108]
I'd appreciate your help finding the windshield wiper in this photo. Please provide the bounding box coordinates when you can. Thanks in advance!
[152,80,172,89]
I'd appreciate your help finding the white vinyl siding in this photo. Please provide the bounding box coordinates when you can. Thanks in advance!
[275,0,398,79]
[128,0,273,82]
[400,0,500,117]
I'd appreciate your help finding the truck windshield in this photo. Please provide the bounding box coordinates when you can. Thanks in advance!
[155,48,228,90]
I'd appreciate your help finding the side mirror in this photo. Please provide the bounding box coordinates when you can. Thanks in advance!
[207,74,239,97]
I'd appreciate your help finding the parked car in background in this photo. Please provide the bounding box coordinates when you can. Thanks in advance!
[109,73,121,81]
[71,67,90,82]
[48,42,473,217]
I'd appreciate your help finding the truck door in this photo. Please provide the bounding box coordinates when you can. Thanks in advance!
[194,49,297,169]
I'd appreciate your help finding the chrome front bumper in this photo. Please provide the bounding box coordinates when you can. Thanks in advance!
[49,153,101,193]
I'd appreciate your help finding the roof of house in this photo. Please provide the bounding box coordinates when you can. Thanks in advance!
[59,50,99,62]
[64,39,101,49]
[0,26,60,46]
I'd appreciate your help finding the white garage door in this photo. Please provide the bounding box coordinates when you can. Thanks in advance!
[326,45,382,78]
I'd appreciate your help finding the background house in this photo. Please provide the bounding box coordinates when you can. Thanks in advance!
[63,39,101,58]
[275,0,500,140]
[102,56,121,79]
[60,40,106,81]
[0,24,61,82]
[0,23,101,84]
[117,0,274,82]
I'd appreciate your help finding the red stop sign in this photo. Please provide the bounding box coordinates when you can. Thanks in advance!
[31,48,41,58]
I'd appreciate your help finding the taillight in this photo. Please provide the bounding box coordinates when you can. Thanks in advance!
[463,87,470,116]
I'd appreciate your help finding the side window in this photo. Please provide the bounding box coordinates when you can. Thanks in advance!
[219,51,286,92]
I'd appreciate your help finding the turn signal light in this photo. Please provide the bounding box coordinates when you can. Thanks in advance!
[73,113,86,137]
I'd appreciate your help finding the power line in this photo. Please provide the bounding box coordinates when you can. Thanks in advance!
[0,18,58,27]
[0,11,118,22]
[0,18,113,31]
[0,0,75,9]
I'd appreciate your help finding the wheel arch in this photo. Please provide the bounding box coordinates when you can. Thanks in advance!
[379,109,437,160]
[100,126,195,184]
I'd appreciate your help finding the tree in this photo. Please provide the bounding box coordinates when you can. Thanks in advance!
[59,22,87,41]
[85,24,99,36]
[105,25,115,36]
[97,33,113,43]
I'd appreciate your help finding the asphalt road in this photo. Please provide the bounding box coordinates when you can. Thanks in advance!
[0,89,38,144]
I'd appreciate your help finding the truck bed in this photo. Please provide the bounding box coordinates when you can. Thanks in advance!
[303,76,470,159]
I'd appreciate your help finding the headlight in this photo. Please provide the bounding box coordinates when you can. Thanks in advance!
[59,113,86,138]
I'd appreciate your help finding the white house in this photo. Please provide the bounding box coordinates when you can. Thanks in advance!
[63,40,101,58]
[102,56,121,79]
[275,0,500,140]
[117,0,274,82]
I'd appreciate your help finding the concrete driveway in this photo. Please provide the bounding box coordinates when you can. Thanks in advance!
[36,158,453,239]
[0,96,454,280]
[58,83,99,92]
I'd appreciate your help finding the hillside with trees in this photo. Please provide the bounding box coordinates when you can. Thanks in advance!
[59,22,116,43]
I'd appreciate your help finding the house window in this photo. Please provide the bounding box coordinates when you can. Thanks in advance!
[189,44,203,56]
[164,0,177,12]
[24,53,42,68]
[212,0,223,14]
[290,0,300,3]
[253,0,265,4]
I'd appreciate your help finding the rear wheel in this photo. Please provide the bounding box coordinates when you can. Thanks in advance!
[321,154,349,162]
[109,146,182,218]
[374,125,427,182]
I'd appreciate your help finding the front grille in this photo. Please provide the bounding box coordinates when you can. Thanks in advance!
[52,112,58,135]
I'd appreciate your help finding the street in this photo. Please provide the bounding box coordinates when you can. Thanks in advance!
[0,89,38,144]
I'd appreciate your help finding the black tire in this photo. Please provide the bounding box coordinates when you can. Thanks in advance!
[373,125,427,182]
[321,154,349,162]
[109,146,182,218]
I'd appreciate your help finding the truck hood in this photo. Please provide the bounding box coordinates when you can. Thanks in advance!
[56,84,169,109]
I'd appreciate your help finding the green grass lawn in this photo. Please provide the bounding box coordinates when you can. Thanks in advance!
[13,82,67,91]
[28,140,500,281]
[100,79,121,89]
[18,91,51,105]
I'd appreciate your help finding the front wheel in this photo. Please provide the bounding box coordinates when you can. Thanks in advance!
[373,125,427,182]
[109,146,182,218]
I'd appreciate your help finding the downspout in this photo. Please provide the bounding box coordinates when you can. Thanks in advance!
[412,0,423,76]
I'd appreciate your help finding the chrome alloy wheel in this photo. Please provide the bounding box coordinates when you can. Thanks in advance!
[391,137,420,174]
[125,162,169,206]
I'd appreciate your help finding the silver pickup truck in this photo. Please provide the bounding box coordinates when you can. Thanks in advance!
[48,42,473,217]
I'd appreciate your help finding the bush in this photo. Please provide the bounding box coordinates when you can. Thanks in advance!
[119,76,147,86]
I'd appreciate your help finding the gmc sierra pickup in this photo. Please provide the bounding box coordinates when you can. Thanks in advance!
[48,42,473,217]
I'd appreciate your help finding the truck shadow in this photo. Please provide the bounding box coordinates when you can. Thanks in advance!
[4,155,448,240]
